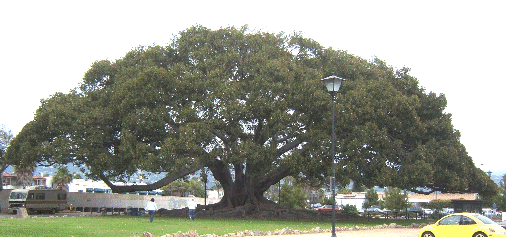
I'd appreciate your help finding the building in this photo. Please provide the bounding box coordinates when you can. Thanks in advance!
[1,173,48,189]
[68,179,113,193]
[334,192,478,211]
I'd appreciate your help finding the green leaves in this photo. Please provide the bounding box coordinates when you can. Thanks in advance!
[4,25,494,199]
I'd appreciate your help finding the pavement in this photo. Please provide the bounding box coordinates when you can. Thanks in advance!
[283,228,421,237]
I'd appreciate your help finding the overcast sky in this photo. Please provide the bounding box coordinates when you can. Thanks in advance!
[1,1,505,175]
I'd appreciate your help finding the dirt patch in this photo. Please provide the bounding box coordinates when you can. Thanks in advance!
[284,228,421,237]
[138,228,422,237]
[157,203,357,220]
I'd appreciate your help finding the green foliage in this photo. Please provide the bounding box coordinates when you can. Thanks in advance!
[279,180,308,209]
[4,25,497,206]
[352,182,366,192]
[423,199,453,210]
[322,196,333,206]
[341,204,359,216]
[163,177,205,197]
[482,173,506,211]
[337,187,352,194]
[363,188,379,209]
[383,187,410,212]
[497,174,506,211]
[52,166,73,189]
[0,125,13,174]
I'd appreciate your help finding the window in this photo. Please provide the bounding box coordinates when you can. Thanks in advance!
[35,193,45,200]
[9,192,27,200]
[439,215,461,225]
[475,214,494,224]
[57,194,67,200]
[460,216,476,225]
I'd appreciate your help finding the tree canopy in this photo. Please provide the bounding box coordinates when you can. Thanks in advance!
[5,25,497,212]
[1,125,13,170]
[1,125,13,190]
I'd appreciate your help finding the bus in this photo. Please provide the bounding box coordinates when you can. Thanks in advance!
[8,189,68,214]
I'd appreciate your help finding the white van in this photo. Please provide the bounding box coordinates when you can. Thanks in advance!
[482,208,496,216]
[8,189,68,214]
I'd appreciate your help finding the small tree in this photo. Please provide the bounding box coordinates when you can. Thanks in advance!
[363,188,379,209]
[52,166,73,190]
[322,196,333,206]
[341,204,359,216]
[279,178,307,209]
[384,187,410,212]
[163,177,205,197]
[487,173,506,212]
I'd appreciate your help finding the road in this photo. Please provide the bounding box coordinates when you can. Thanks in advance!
[283,228,421,237]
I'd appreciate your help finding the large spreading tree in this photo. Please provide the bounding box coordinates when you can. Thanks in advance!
[6,25,496,213]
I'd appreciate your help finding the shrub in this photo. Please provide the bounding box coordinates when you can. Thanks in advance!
[341,204,359,216]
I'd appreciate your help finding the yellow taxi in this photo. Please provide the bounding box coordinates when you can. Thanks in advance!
[419,213,506,237]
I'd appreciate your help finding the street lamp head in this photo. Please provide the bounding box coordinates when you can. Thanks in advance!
[322,75,345,93]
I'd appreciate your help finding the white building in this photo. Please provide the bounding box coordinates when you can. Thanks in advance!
[335,193,367,210]
[67,179,163,195]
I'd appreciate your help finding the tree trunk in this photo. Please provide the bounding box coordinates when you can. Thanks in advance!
[0,164,7,191]
[207,159,289,213]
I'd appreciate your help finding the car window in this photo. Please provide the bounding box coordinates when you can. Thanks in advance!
[439,215,461,225]
[475,214,494,224]
[460,216,476,225]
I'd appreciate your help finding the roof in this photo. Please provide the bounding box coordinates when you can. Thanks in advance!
[335,192,477,201]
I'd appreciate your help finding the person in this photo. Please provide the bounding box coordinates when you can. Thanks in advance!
[187,198,197,220]
[145,198,157,223]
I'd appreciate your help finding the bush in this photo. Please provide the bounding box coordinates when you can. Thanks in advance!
[341,204,359,216]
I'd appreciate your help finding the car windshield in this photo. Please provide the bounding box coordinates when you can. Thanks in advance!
[9,192,27,200]
[475,214,495,224]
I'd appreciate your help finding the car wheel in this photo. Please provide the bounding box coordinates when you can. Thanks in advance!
[421,231,435,237]
[473,232,488,237]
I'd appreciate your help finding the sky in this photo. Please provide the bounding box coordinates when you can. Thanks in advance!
[1,1,505,175]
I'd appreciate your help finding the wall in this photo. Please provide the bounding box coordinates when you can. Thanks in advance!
[0,189,11,213]
[68,192,219,210]
[0,189,219,213]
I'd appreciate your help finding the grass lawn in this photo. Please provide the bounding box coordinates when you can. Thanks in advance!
[0,215,429,237]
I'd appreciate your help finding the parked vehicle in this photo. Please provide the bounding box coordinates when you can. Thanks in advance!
[423,209,434,215]
[8,189,68,214]
[407,207,424,216]
[440,208,454,215]
[364,206,387,214]
[316,205,342,213]
[482,208,496,216]
[499,219,506,230]
[419,213,506,237]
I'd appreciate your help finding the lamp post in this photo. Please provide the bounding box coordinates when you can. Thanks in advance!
[321,75,345,237]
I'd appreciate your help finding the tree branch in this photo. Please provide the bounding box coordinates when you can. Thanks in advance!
[276,137,302,156]
[99,165,203,193]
